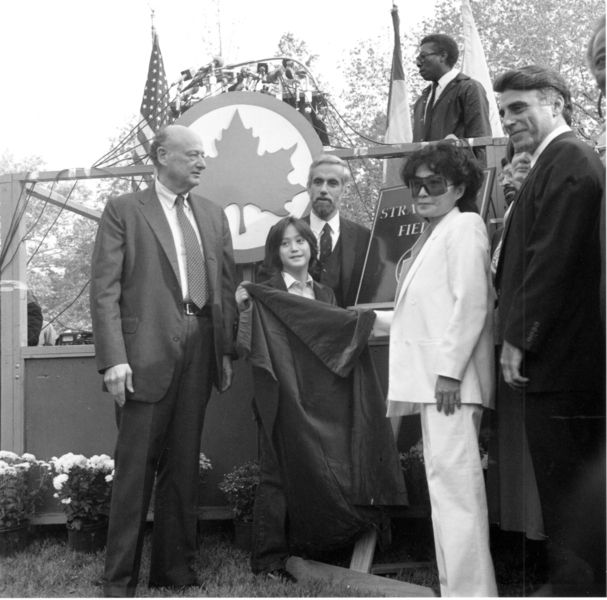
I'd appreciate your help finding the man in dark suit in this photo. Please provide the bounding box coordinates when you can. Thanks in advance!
[494,66,605,596]
[412,33,491,144]
[303,154,370,307]
[90,124,237,597]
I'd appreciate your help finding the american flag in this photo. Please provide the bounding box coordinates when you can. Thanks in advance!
[134,29,170,162]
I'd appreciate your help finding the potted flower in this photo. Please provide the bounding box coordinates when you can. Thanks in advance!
[0,450,51,555]
[399,439,430,509]
[50,453,114,553]
[218,460,260,551]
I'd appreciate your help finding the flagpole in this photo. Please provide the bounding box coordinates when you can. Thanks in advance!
[383,1,413,186]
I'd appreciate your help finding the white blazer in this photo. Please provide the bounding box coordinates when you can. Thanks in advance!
[374,208,495,413]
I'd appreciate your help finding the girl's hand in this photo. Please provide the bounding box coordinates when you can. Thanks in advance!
[235,283,252,312]
[434,375,461,416]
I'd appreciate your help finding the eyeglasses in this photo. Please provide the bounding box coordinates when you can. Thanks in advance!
[416,51,440,62]
[407,175,452,197]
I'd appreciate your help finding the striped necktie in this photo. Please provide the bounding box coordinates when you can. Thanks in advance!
[175,194,209,309]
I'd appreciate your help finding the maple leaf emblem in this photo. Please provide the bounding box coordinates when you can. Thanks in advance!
[198,110,305,234]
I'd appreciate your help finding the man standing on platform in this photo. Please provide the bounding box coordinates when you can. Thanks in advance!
[494,66,605,596]
[90,124,237,597]
[304,154,370,308]
[412,33,491,143]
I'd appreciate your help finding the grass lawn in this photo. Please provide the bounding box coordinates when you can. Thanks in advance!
[0,519,544,597]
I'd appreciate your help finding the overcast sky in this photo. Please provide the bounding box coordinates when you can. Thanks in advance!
[0,0,436,170]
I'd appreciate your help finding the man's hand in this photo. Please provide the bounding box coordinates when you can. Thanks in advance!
[104,363,134,407]
[220,355,233,392]
[435,375,461,415]
[500,341,529,389]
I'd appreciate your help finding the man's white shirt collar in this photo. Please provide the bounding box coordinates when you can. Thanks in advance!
[530,124,571,167]
[155,178,188,209]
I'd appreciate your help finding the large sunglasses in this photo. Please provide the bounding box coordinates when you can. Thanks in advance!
[407,174,452,197]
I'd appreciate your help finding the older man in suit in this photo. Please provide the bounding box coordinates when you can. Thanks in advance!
[304,154,370,307]
[90,124,237,597]
[412,33,491,145]
[494,66,605,596]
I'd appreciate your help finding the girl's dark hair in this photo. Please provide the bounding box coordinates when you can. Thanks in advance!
[401,141,484,213]
[262,216,318,275]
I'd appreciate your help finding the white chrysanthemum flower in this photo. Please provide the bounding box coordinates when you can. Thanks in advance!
[53,473,69,490]
[14,462,31,472]
[21,453,36,462]
[0,460,17,476]
[89,454,113,471]
[0,450,19,461]
[52,452,87,473]
[105,474,113,483]
[198,453,213,471]
[60,497,72,504]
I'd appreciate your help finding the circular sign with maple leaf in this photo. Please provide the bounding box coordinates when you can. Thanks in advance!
[175,91,323,263]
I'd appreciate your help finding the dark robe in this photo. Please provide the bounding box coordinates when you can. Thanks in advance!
[237,281,407,553]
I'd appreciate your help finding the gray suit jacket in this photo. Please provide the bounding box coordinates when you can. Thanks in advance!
[90,187,237,401]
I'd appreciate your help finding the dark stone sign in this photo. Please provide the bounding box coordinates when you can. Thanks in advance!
[355,185,424,308]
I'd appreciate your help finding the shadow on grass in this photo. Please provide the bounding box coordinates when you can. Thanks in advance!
[0,520,545,597]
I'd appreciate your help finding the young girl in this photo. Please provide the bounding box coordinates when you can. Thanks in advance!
[236,216,406,584]
[235,216,334,582]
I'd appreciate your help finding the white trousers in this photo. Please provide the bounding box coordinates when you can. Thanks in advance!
[420,403,497,597]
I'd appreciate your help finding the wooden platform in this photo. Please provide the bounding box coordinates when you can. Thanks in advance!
[286,556,436,597]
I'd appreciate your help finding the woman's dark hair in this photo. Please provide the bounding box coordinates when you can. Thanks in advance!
[401,141,484,213]
[262,216,318,275]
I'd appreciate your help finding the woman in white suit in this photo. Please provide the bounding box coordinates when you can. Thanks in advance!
[373,142,497,597]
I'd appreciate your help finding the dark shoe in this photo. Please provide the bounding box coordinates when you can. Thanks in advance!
[265,568,297,583]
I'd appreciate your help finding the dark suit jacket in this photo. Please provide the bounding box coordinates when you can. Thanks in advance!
[412,72,491,142]
[304,214,370,307]
[90,187,237,402]
[495,131,604,393]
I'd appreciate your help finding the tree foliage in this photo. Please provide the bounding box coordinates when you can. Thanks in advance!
[335,0,604,223]
[421,0,603,139]
[0,149,131,334]
[4,2,603,327]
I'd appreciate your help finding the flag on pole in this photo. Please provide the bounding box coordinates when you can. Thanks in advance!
[383,3,413,187]
[133,27,171,164]
[461,0,503,137]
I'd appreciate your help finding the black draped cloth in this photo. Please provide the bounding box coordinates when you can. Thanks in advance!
[237,283,407,553]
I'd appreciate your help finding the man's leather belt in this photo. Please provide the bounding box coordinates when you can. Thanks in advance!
[183,302,210,317]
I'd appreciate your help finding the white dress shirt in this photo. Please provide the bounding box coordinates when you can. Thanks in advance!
[432,68,460,105]
[155,178,204,301]
[281,272,316,300]
[530,124,571,167]
[309,211,341,254]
